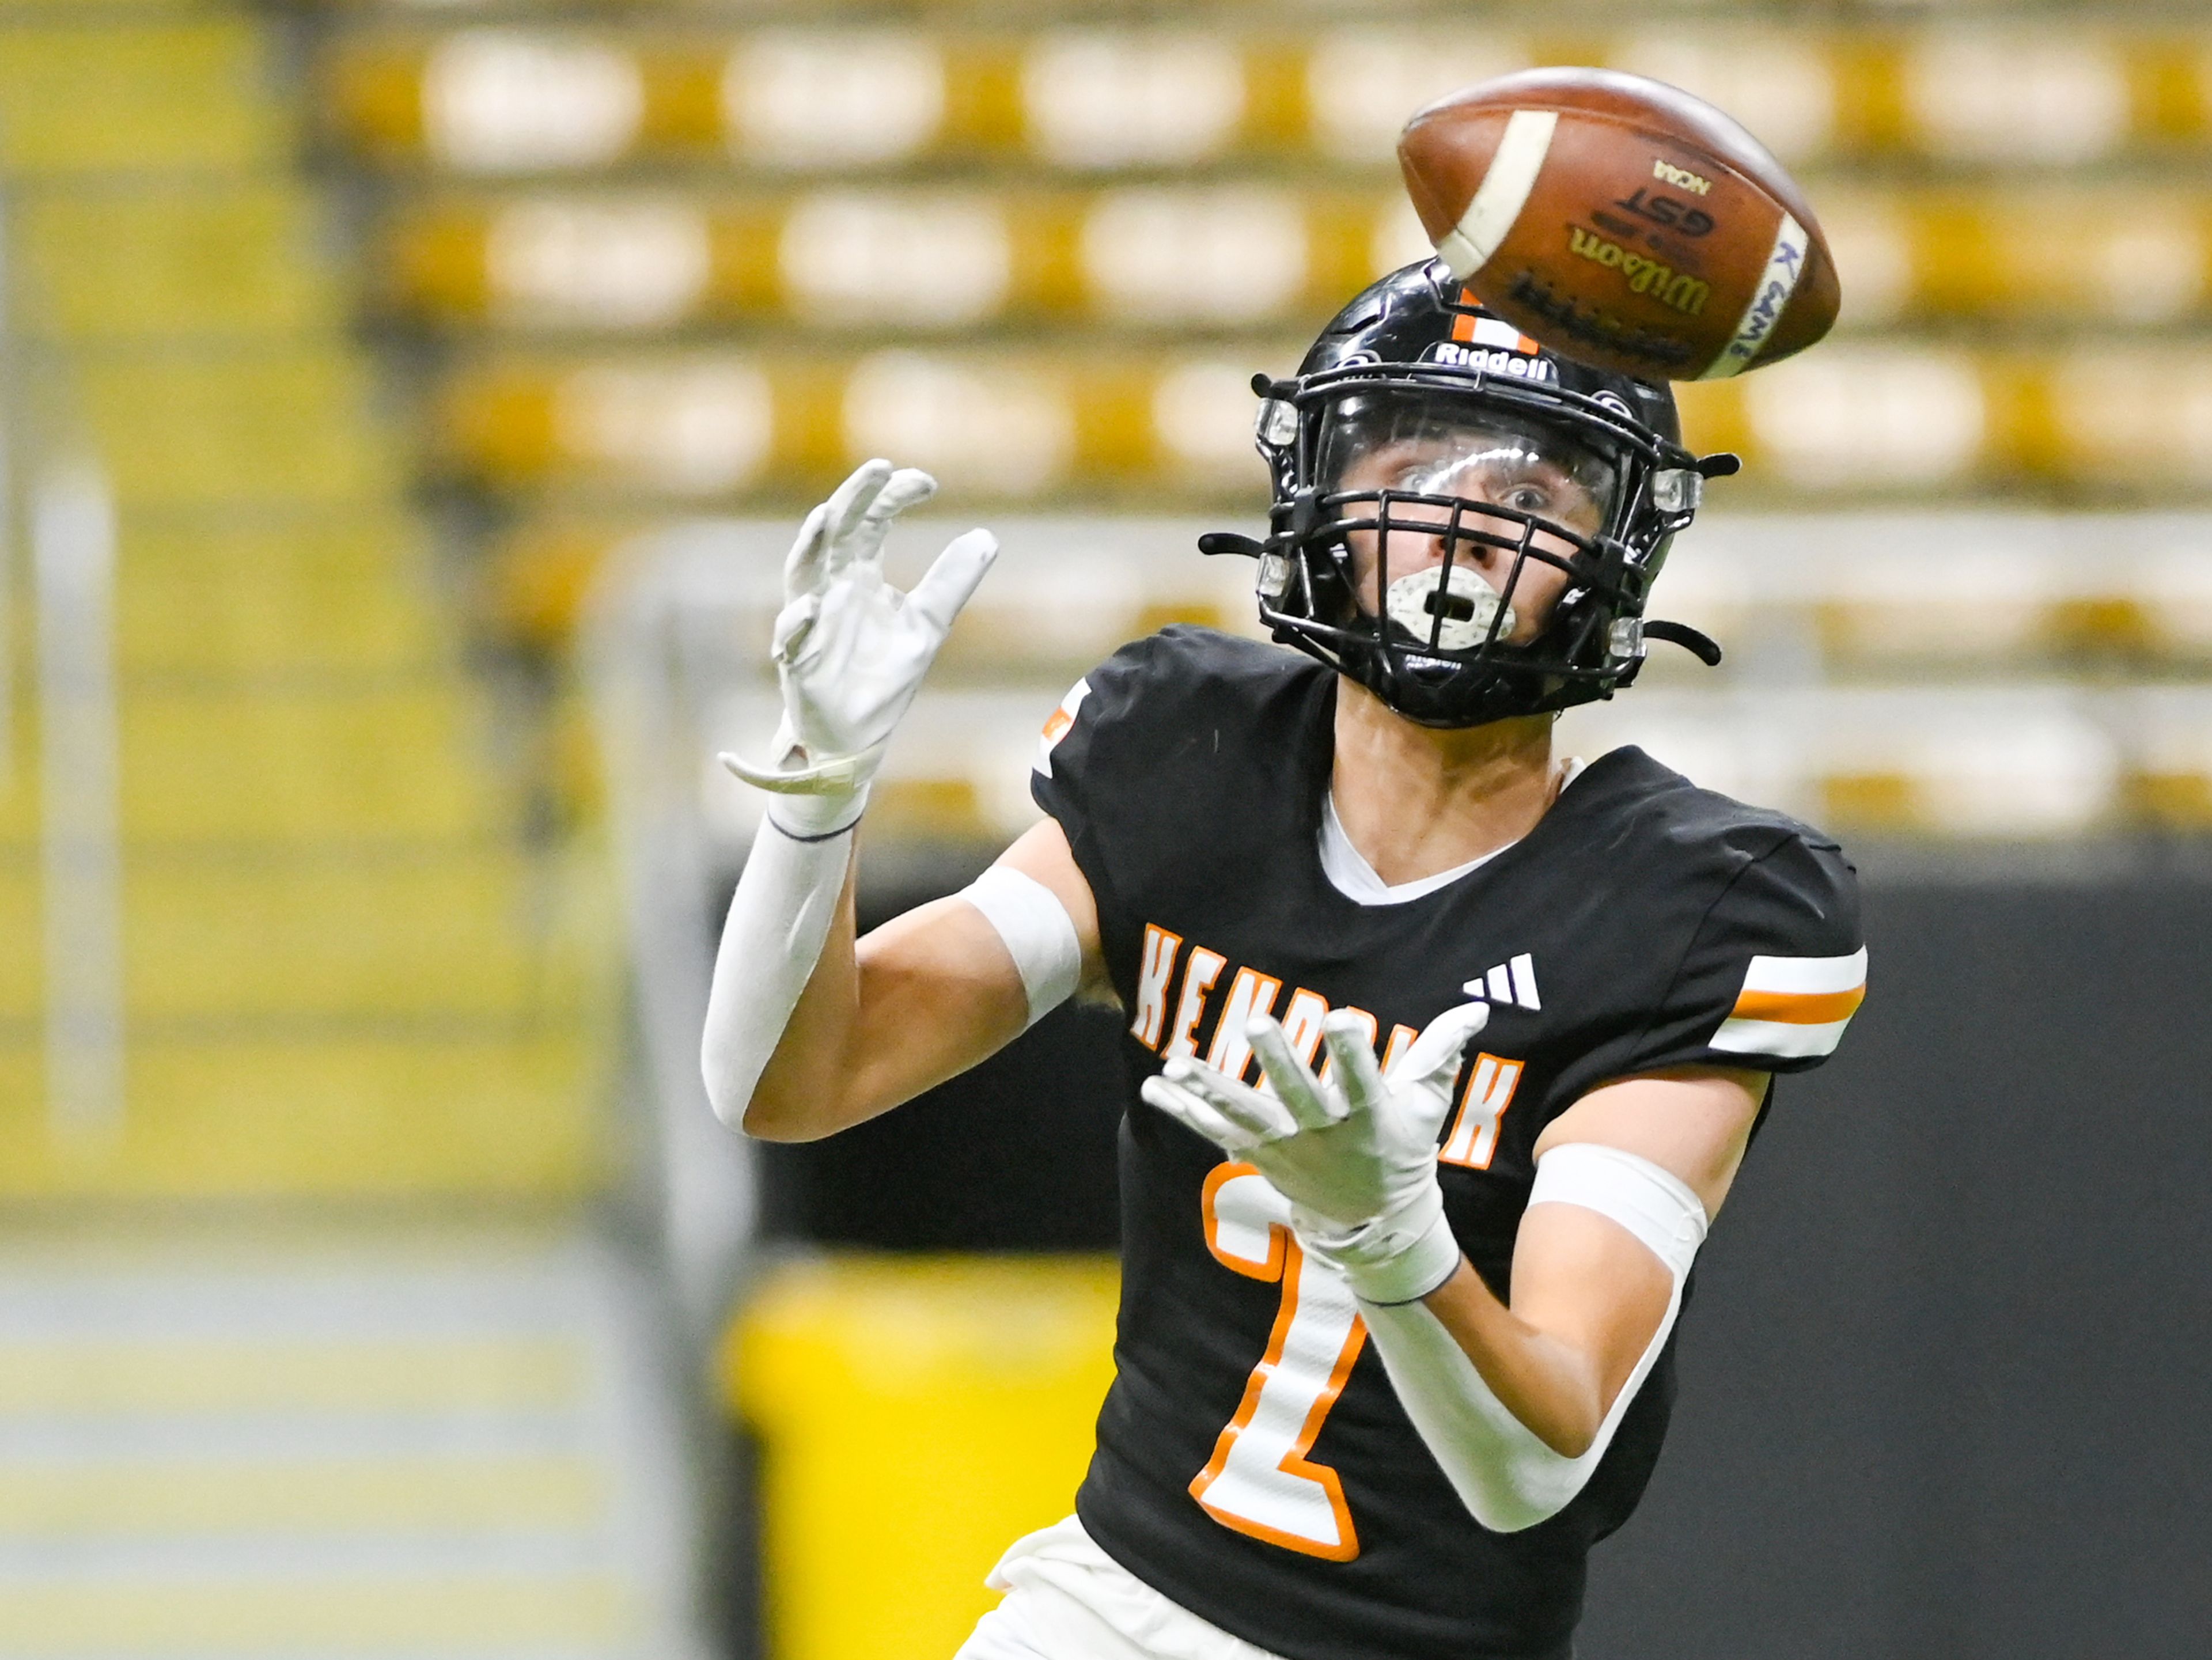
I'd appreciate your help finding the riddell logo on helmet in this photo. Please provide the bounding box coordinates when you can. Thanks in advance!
[1431,312,1556,380]
[1566,228,1712,316]
[1427,341,1559,381]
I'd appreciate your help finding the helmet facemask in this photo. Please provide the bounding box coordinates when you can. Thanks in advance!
[1260,381,1664,727]
[1214,264,1727,727]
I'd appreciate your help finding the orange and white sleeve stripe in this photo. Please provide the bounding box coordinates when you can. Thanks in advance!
[1032,677,1090,778]
[1709,946,1868,1061]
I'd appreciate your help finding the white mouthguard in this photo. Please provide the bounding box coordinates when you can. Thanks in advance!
[1385,563,1517,651]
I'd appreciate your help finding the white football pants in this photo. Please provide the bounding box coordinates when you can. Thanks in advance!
[953,1517,1290,1660]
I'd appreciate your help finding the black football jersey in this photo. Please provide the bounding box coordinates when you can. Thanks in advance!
[1029,627,1866,1660]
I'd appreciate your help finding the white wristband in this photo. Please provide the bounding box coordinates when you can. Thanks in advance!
[1302,1187,1462,1307]
[959,865,1081,1028]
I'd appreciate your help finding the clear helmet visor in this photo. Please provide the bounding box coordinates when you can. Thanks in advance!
[1316,391,1622,536]
[1313,390,1626,654]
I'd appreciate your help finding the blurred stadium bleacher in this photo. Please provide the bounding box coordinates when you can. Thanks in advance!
[0,0,661,1650]
[297,2,2212,850]
[1,0,611,1191]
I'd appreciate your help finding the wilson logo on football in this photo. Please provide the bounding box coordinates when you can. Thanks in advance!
[1565,227,1713,317]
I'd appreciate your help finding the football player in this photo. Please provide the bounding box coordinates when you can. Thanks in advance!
[702,261,1866,1660]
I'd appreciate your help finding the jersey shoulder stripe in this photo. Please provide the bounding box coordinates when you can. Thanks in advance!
[1709,946,1868,1060]
[1034,676,1091,778]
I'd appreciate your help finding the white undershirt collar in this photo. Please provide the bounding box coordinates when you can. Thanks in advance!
[1319,758,1587,907]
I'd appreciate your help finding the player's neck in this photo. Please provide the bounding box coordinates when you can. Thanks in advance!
[1330,682,1560,886]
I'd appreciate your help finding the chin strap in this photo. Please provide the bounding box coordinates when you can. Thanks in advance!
[1197,531,1266,559]
[1643,619,1724,666]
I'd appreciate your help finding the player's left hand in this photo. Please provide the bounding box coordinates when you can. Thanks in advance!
[1139,1002,1488,1305]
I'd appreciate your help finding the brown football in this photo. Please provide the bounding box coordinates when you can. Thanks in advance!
[1397,66,1839,381]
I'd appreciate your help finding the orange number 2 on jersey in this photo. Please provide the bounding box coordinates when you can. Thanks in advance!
[1190,1162,1367,1561]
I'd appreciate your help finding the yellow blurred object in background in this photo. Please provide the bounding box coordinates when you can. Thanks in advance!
[728,1256,1120,1660]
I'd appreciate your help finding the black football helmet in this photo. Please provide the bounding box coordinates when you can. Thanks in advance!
[1204,260,1736,729]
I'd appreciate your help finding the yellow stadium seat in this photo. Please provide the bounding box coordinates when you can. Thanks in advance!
[0,1328,590,1419]
[0,0,625,1211]
[318,39,426,160]
[377,185,1393,334]
[0,756,35,852]
[374,180,2212,340]
[0,1451,607,1536]
[0,22,283,175]
[75,347,402,509]
[0,1576,633,1653]
[434,346,1301,506]
[2130,771,2212,828]
[0,0,209,10]
[0,1048,33,1130]
[485,514,651,651]
[866,777,995,843]
[0,856,36,1018]
[118,687,504,843]
[0,852,579,1024]
[116,513,445,677]
[427,341,2212,503]
[315,24,2212,176]
[729,1257,1119,1660]
[0,1029,605,1199]
[2122,689,2212,828]
[118,852,555,1020]
[0,0,209,13]
[17,180,343,342]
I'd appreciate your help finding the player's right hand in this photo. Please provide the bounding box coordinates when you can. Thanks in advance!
[1140,1000,1489,1305]
[721,458,998,812]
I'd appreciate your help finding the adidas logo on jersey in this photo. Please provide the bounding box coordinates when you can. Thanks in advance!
[1464,953,1541,1011]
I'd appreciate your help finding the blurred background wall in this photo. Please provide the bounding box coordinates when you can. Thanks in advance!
[2,0,2210,1656]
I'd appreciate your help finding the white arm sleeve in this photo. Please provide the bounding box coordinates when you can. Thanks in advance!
[699,809,858,1131]
[1350,1142,1710,1533]
[957,865,1081,1028]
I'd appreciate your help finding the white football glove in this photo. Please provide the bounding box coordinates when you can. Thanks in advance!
[1140,1002,1489,1305]
[720,459,998,835]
